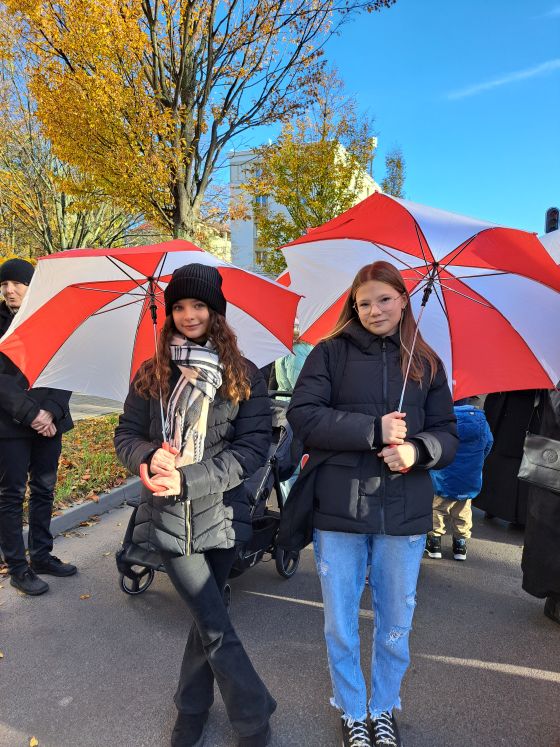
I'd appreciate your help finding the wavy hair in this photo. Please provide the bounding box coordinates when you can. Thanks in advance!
[325,261,440,385]
[134,310,251,405]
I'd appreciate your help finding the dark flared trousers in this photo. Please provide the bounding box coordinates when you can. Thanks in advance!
[162,547,276,738]
[0,434,62,574]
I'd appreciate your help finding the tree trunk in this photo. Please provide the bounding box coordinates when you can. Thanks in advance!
[172,179,196,240]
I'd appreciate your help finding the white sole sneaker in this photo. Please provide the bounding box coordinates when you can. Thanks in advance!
[425,550,442,559]
[453,553,467,561]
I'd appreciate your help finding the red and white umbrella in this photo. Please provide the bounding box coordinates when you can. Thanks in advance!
[539,229,560,265]
[0,240,301,402]
[280,192,560,400]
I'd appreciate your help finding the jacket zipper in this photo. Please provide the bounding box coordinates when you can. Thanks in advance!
[185,499,192,556]
[380,338,388,535]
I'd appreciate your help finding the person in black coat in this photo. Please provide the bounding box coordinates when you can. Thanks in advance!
[279,261,457,747]
[521,388,560,624]
[114,264,276,747]
[473,390,535,526]
[0,258,75,596]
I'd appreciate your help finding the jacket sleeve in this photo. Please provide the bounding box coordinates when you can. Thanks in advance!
[114,383,159,475]
[483,419,494,458]
[287,343,377,451]
[180,367,272,500]
[407,364,458,470]
[42,389,72,424]
[0,353,40,426]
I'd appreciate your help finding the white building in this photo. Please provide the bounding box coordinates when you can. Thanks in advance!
[229,142,380,271]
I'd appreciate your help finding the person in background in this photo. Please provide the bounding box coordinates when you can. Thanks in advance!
[0,258,76,596]
[426,397,493,561]
[521,388,560,625]
[274,324,313,395]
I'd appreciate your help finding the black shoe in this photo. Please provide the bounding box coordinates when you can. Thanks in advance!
[544,595,560,625]
[370,711,401,747]
[452,537,467,561]
[238,723,271,747]
[10,566,49,596]
[341,717,371,747]
[171,710,209,747]
[31,555,77,577]
[424,533,442,559]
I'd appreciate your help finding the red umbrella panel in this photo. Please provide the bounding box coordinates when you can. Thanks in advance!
[0,240,302,402]
[280,193,560,400]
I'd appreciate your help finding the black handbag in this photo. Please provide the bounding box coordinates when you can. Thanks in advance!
[518,392,560,494]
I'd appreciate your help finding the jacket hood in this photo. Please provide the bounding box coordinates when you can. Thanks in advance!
[455,405,489,443]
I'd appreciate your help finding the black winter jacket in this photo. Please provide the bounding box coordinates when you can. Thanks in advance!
[0,301,73,438]
[286,320,458,537]
[114,359,272,561]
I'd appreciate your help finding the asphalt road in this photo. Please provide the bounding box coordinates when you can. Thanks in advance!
[1,508,559,747]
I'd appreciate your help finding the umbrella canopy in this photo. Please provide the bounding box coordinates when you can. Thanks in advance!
[0,240,301,401]
[539,229,560,264]
[280,193,560,400]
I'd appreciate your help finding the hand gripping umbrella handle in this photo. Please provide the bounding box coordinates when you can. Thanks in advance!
[139,442,179,493]
[389,444,411,474]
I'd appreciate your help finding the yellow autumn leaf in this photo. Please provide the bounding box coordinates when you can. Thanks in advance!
[79,594,91,600]
[29,738,39,747]
[0,651,4,658]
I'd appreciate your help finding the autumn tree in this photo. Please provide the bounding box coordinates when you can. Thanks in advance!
[4,0,396,241]
[380,147,406,198]
[240,68,377,275]
[0,22,141,257]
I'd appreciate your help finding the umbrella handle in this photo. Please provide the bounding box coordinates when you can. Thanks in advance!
[389,444,411,474]
[139,442,180,493]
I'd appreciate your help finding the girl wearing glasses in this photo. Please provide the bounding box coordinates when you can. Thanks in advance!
[280,261,457,747]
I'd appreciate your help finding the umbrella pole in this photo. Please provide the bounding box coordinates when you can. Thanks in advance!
[147,279,167,442]
[397,264,439,413]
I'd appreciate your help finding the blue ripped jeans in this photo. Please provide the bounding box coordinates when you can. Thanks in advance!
[313,529,425,721]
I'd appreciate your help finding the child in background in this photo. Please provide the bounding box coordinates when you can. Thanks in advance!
[426,397,493,561]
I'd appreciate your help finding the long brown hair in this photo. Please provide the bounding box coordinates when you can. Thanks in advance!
[134,310,251,405]
[326,261,440,385]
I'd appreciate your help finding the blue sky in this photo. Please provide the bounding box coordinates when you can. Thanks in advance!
[239,0,560,234]
[328,0,560,233]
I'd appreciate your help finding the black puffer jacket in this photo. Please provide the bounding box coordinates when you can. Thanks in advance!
[0,301,73,438]
[114,359,272,560]
[286,320,458,536]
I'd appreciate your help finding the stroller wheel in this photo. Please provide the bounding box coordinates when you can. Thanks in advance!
[119,567,155,595]
[275,548,300,579]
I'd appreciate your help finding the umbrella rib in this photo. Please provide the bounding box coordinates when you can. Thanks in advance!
[436,280,493,307]
[413,223,431,272]
[371,242,426,279]
[452,271,507,279]
[106,256,150,292]
[91,296,146,317]
[431,280,450,318]
[439,233,481,273]
[73,286,147,297]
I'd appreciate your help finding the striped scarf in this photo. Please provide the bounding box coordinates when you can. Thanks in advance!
[165,335,223,468]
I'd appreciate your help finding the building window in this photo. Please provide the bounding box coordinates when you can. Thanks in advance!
[254,249,268,265]
[255,195,269,208]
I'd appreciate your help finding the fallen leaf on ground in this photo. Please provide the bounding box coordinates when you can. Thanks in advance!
[79,594,91,600]
[29,738,39,746]
[0,651,4,658]
[102,552,111,557]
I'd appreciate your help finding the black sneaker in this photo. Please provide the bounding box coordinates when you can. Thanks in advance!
[424,533,442,559]
[452,538,467,561]
[10,566,49,596]
[370,711,401,747]
[237,722,271,747]
[171,710,209,747]
[544,595,560,625]
[31,555,77,577]
[341,716,371,747]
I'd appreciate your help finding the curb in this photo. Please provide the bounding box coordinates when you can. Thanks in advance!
[23,476,141,546]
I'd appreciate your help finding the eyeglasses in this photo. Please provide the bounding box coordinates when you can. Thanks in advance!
[353,295,403,315]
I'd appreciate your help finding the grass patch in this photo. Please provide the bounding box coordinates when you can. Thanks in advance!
[54,413,129,509]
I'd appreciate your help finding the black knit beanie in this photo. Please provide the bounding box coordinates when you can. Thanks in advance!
[0,258,34,285]
[164,263,227,316]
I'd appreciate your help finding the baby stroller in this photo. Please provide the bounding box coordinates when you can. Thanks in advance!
[116,392,302,596]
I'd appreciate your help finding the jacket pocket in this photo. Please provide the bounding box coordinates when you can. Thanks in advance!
[314,452,361,519]
[403,472,433,521]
